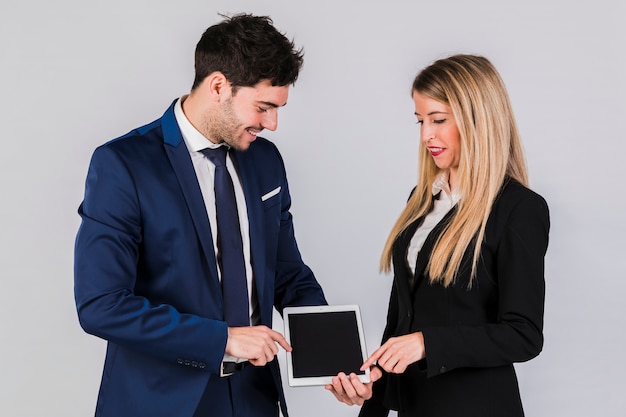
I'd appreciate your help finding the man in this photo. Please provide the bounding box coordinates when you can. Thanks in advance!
[74,14,327,417]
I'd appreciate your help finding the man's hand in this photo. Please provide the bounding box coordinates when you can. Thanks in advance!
[225,326,292,366]
[325,366,383,406]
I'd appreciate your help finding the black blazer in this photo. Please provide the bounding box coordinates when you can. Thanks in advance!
[360,179,550,417]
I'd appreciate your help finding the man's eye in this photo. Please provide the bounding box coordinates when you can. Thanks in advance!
[258,107,269,113]
[416,120,423,125]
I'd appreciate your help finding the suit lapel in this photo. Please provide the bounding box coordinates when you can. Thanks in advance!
[392,219,420,308]
[231,150,268,320]
[413,205,458,288]
[161,102,221,293]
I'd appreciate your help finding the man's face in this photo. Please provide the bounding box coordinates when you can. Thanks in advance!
[205,79,289,151]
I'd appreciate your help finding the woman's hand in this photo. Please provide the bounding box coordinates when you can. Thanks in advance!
[362,332,425,374]
[325,366,383,406]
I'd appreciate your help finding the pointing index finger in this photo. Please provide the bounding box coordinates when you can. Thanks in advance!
[361,347,384,371]
[269,329,292,352]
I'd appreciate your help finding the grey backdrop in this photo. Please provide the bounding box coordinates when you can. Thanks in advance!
[1,0,624,416]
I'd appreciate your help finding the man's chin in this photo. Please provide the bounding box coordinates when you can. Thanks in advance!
[230,136,256,152]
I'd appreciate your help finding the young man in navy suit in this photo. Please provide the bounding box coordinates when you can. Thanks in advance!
[74,14,327,417]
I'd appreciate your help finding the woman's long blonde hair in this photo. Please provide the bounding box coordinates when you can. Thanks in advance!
[380,54,528,287]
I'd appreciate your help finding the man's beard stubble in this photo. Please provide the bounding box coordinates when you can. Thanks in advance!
[203,98,246,151]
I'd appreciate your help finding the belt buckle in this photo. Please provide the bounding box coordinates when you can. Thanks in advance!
[220,362,235,378]
[220,361,247,377]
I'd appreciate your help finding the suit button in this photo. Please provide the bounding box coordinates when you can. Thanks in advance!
[177,358,184,365]
[192,361,199,368]
[407,311,411,318]
[199,362,206,369]
[184,360,191,366]
[440,366,447,374]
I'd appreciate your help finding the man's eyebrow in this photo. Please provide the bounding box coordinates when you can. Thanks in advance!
[258,100,287,108]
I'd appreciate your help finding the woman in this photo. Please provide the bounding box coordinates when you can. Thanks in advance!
[327,54,550,416]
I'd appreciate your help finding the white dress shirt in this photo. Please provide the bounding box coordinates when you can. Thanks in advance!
[174,97,256,362]
[406,172,461,276]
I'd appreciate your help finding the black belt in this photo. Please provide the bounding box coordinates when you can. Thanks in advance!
[220,361,248,377]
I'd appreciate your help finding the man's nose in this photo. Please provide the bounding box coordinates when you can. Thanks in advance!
[262,110,278,131]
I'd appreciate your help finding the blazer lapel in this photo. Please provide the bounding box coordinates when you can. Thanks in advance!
[160,102,221,292]
[413,205,458,288]
[392,219,421,309]
[230,150,268,320]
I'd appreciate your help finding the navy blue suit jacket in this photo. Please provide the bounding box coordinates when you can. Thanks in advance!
[74,101,326,416]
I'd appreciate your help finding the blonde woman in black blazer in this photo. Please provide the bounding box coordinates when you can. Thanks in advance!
[326,55,550,417]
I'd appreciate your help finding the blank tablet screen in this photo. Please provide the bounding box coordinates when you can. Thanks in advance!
[283,305,369,386]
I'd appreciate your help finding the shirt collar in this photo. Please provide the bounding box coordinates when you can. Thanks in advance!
[173,96,226,152]
[431,171,461,205]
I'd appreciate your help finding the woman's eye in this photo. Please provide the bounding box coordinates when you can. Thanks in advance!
[433,119,446,124]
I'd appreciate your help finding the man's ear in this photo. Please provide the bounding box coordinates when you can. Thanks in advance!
[203,71,231,102]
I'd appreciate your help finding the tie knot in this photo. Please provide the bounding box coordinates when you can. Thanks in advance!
[201,146,228,167]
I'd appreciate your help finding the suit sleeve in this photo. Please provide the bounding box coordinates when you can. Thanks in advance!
[269,145,327,312]
[358,281,399,417]
[74,146,227,374]
[420,190,550,378]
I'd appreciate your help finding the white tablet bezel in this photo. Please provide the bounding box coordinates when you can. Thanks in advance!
[283,304,370,387]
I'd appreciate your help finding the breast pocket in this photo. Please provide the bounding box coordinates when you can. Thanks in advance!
[261,186,281,210]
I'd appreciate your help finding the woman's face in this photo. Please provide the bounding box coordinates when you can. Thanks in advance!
[413,91,461,188]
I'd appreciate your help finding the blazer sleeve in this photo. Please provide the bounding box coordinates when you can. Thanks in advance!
[358,282,400,417]
[74,145,227,374]
[266,144,327,312]
[420,188,550,378]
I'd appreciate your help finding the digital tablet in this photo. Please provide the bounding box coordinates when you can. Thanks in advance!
[283,304,370,387]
